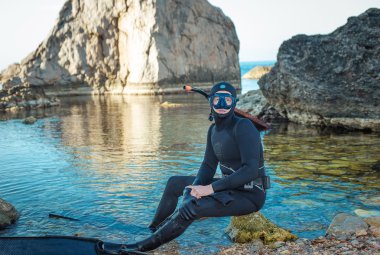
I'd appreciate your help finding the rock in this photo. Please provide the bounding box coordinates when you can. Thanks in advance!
[259,8,380,132]
[364,217,380,228]
[355,229,368,237]
[225,212,297,244]
[160,101,184,108]
[0,64,22,90]
[0,198,19,229]
[350,239,359,246]
[272,241,285,248]
[236,89,288,123]
[242,66,272,79]
[248,240,264,252]
[369,226,380,237]
[354,209,380,218]
[326,213,368,238]
[237,90,268,116]
[0,0,240,98]
[372,163,380,171]
[0,85,60,111]
[23,116,37,124]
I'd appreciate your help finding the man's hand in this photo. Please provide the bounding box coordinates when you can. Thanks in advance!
[185,184,214,199]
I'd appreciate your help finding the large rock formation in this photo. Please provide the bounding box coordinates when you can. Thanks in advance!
[0,0,240,100]
[259,8,380,131]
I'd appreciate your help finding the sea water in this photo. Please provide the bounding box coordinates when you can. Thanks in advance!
[240,61,275,94]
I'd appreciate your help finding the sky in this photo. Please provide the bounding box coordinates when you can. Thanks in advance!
[0,0,379,70]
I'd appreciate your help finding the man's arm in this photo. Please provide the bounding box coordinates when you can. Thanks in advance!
[192,124,219,186]
[211,119,261,192]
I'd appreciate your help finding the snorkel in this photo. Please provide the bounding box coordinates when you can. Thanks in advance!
[183,84,271,131]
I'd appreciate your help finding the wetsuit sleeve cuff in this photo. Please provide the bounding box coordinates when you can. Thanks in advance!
[211,180,225,193]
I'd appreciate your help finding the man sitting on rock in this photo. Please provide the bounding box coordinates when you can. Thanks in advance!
[118,82,268,252]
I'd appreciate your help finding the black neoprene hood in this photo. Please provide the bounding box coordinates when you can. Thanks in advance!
[210,82,237,98]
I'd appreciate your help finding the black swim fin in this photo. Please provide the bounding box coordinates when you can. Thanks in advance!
[0,236,148,255]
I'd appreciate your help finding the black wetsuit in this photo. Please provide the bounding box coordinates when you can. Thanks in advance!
[124,111,267,252]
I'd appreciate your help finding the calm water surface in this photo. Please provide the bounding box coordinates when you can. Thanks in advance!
[0,94,379,254]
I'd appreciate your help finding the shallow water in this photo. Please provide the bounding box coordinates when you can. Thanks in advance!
[0,94,379,254]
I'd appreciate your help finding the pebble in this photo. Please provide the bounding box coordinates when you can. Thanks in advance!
[272,241,285,248]
[350,240,359,246]
[217,232,380,255]
[356,229,368,237]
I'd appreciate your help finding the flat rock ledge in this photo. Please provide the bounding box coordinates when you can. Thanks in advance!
[0,85,60,112]
[0,198,19,229]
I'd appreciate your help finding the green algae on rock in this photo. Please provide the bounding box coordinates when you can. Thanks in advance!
[23,116,37,125]
[225,212,297,244]
[0,198,19,229]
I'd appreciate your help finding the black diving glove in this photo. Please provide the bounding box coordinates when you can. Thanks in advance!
[179,188,198,220]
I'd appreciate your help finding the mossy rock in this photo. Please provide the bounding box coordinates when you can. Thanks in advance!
[225,212,297,244]
[0,198,19,229]
[23,116,37,124]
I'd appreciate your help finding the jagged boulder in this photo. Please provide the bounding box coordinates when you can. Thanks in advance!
[237,90,288,123]
[0,0,240,97]
[259,8,380,132]
[225,212,297,244]
[0,198,19,229]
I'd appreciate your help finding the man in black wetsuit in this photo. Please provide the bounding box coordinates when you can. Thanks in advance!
[121,82,267,252]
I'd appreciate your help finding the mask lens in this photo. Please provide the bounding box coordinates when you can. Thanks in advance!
[212,96,219,106]
[225,96,233,106]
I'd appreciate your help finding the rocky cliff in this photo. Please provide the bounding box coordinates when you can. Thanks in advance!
[259,8,380,131]
[0,0,240,100]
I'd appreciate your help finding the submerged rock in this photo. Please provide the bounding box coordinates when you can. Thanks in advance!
[0,0,240,98]
[160,101,185,108]
[23,116,37,124]
[326,213,368,238]
[242,66,272,79]
[0,198,19,229]
[259,8,380,132]
[225,212,297,244]
[354,209,380,218]
[364,217,380,228]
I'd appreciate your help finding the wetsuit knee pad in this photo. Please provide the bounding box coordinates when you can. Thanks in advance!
[179,199,199,220]
[166,176,181,186]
